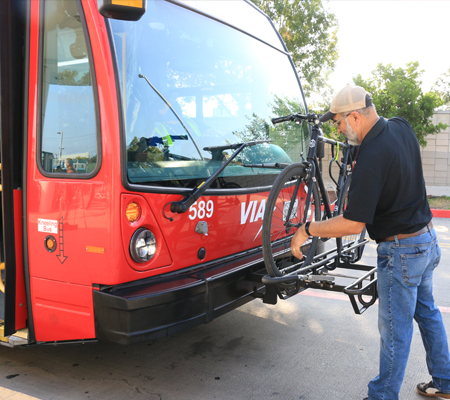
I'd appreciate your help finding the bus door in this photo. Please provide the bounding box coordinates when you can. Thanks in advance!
[0,0,28,340]
[24,0,121,343]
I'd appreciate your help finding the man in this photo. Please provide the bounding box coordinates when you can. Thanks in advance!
[291,85,450,400]
[65,158,77,173]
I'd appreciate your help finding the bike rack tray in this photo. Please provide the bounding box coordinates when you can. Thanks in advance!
[260,239,378,315]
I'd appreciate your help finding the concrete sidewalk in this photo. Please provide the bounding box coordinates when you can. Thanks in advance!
[0,386,41,399]
[0,220,449,400]
[427,185,450,196]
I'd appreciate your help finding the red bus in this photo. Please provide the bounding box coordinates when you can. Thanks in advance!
[0,0,311,346]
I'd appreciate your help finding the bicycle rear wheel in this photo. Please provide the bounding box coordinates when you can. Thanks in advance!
[262,164,321,277]
[336,175,366,263]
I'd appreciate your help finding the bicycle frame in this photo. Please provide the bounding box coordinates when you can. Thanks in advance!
[261,113,377,314]
[302,122,352,223]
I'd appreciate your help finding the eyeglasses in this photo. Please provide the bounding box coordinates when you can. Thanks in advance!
[332,113,350,128]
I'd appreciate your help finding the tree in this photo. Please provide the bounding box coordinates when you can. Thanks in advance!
[250,0,338,96]
[307,84,336,137]
[353,62,448,147]
[433,69,450,110]
[231,96,311,162]
[57,69,90,86]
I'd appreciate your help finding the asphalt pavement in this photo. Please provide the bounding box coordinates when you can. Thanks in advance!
[1,218,450,400]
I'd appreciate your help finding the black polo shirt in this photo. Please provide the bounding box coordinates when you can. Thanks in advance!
[343,117,432,241]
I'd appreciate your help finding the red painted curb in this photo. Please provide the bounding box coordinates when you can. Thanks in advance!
[432,209,450,218]
[319,207,449,217]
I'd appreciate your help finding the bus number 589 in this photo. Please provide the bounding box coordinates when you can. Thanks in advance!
[189,200,214,220]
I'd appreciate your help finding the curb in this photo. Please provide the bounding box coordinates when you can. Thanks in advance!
[431,209,450,218]
[323,208,449,218]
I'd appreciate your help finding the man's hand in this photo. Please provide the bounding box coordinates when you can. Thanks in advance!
[291,225,309,260]
[290,216,365,260]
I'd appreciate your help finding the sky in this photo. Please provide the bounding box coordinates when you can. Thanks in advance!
[323,0,450,95]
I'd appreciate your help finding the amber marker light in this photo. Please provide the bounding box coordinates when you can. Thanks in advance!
[98,0,147,22]
[45,236,57,253]
[111,0,143,7]
[47,238,55,250]
[126,201,141,223]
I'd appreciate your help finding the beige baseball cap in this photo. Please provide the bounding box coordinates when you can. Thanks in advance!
[320,85,373,122]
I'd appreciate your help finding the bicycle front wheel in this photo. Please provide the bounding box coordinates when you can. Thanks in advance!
[262,164,321,277]
[336,175,366,263]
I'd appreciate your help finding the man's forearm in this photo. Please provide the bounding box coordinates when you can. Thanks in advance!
[307,214,365,238]
[290,215,365,260]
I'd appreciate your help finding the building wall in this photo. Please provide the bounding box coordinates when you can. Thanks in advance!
[319,111,450,190]
[422,111,450,187]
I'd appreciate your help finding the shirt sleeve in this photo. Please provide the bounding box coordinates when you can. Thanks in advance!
[343,165,383,225]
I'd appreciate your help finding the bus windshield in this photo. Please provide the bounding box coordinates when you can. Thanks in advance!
[110,0,309,189]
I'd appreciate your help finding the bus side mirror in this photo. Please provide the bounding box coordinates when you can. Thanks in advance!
[97,0,147,21]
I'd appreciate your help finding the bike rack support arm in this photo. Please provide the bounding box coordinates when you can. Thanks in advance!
[343,266,378,315]
[260,238,377,314]
[261,274,335,285]
[242,162,292,170]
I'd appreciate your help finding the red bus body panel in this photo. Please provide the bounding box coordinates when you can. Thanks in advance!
[25,0,287,343]
[121,192,270,273]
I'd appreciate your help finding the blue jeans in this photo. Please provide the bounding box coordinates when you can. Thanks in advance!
[368,228,450,400]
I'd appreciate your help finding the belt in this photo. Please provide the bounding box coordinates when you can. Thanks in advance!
[377,221,433,243]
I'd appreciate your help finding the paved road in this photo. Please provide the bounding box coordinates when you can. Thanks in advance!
[1,219,450,400]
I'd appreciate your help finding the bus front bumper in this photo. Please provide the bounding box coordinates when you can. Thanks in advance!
[92,250,267,345]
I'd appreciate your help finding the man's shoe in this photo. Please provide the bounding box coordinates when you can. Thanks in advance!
[417,381,450,398]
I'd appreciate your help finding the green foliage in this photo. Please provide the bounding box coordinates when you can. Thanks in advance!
[232,96,310,162]
[353,62,448,147]
[57,69,90,86]
[433,69,450,110]
[127,136,141,152]
[232,113,271,142]
[271,94,306,118]
[270,95,310,153]
[127,136,164,162]
[251,0,338,96]
[306,84,339,138]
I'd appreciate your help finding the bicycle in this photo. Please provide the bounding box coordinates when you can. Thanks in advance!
[261,113,367,279]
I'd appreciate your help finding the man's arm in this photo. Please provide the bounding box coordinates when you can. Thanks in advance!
[291,215,365,260]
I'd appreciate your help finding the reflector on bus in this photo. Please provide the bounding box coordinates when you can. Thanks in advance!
[97,0,147,21]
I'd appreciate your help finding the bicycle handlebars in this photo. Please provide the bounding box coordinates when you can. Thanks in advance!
[271,113,321,126]
[271,113,350,149]
[271,115,298,124]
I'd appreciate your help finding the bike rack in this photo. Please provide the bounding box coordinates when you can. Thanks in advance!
[256,238,377,315]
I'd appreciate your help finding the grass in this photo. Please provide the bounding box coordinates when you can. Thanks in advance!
[428,195,450,210]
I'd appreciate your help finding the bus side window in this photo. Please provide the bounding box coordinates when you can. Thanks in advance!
[39,0,98,175]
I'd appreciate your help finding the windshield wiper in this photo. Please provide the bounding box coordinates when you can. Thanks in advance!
[138,73,205,161]
[168,140,270,217]
[203,142,256,162]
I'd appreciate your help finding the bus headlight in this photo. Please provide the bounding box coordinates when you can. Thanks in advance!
[130,228,157,263]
